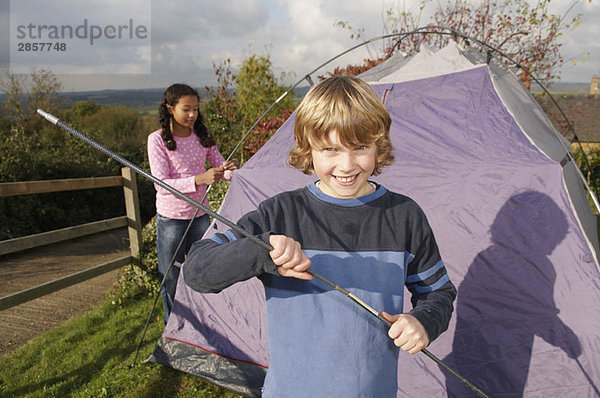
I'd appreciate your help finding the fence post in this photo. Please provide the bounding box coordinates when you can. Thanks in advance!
[122,167,142,258]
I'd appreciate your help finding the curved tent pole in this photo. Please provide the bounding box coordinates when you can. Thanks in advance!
[37,109,490,398]
[417,27,600,212]
[129,172,223,368]
[35,29,593,396]
[237,26,599,212]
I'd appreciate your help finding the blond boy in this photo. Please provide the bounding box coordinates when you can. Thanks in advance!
[184,76,456,397]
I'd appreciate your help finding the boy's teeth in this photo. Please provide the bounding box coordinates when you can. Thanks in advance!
[336,175,354,182]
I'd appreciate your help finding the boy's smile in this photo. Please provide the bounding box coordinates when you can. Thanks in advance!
[311,130,377,199]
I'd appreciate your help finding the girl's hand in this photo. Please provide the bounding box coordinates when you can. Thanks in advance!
[222,159,239,170]
[195,167,225,186]
[381,312,430,354]
[269,235,313,280]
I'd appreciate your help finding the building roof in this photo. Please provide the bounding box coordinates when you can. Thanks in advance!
[534,94,600,143]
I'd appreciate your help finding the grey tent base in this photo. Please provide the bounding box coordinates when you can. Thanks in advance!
[147,336,266,397]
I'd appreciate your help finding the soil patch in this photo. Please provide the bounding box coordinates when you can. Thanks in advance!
[0,228,131,355]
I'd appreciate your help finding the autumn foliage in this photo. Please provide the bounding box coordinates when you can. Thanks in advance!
[335,0,582,85]
[428,0,580,83]
[243,108,294,157]
[204,54,297,161]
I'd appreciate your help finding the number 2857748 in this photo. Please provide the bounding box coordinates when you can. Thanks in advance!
[17,42,67,51]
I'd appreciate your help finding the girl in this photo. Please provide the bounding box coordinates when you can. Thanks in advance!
[148,83,238,323]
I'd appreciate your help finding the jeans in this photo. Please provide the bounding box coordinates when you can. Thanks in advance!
[156,213,210,323]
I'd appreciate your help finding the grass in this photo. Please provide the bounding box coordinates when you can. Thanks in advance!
[0,288,241,398]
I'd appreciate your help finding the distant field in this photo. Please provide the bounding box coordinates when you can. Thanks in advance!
[55,82,590,111]
[0,82,589,114]
[58,87,166,114]
[531,82,590,95]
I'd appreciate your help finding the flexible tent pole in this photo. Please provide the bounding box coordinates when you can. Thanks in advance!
[127,28,599,370]
[37,109,490,398]
[269,26,600,212]
[129,197,204,368]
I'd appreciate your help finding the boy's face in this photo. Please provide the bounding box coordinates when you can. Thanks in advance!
[311,130,377,199]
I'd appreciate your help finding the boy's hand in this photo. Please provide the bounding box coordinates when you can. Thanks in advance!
[269,235,313,281]
[381,312,429,354]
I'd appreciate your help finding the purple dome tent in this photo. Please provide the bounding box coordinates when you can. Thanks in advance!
[148,41,600,397]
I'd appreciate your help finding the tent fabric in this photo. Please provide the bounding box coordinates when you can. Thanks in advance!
[148,44,600,397]
[371,43,479,84]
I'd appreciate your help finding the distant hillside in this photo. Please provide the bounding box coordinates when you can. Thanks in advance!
[50,82,585,113]
[56,86,311,113]
[0,83,587,113]
[0,87,209,115]
[531,82,589,95]
[60,87,167,109]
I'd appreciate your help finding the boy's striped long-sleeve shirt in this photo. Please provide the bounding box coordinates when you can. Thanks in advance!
[184,182,456,397]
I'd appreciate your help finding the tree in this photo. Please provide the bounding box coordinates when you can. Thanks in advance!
[235,54,296,158]
[335,0,582,84]
[236,54,295,129]
[431,0,581,83]
[0,72,26,124]
[28,68,64,115]
[0,68,64,127]
[71,100,101,120]
[204,58,241,158]
[204,53,297,161]
[334,0,429,61]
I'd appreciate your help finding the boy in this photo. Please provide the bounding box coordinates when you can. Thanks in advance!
[184,76,456,397]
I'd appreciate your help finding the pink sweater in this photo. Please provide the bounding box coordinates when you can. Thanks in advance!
[147,129,227,219]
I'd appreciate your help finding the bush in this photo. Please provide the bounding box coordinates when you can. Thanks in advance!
[0,189,125,241]
[113,216,160,303]
[0,100,158,240]
[573,146,600,213]
[114,178,231,297]
[204,54,298,163]
[573,147,600,189]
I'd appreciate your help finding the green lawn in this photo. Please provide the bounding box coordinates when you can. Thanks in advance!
[0,286,241,398]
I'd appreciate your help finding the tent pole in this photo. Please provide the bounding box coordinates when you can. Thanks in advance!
[38,109,490,398]
[307,271,488,396]
[252,27,600,212]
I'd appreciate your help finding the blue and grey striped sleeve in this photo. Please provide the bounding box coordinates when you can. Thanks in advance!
[405,204,456,342]
[406,259,452,294]
[183,210,278,294]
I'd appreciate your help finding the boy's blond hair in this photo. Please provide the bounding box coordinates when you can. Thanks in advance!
[288,75,394,175]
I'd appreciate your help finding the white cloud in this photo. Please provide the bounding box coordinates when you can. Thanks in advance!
[207,0,270,37]
[7,0,595,90]
[557,0,600,82]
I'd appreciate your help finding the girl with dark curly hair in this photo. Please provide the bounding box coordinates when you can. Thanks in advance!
[148,83,238,323]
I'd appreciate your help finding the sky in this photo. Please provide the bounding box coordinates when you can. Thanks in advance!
[1,0,599,92]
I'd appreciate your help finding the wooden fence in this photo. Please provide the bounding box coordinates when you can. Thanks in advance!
[0,167,142,310]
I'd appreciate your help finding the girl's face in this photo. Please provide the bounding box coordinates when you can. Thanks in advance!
[311,129,377,199]
[168,95,199,134]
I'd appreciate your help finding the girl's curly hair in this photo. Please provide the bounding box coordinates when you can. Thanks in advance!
[158,83,215,150]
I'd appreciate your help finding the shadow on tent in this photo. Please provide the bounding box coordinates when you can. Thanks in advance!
[443,191,585,397]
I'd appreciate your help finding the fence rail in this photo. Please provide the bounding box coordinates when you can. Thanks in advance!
[0,176,123,197]
[0,167,142,311]
[0,216,128,256]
